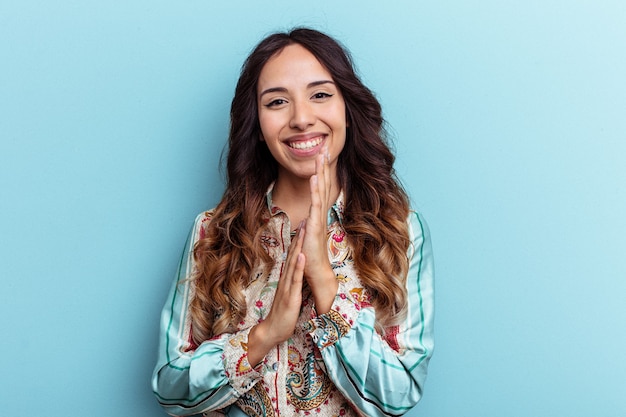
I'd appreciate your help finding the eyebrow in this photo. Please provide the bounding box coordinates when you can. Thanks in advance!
[259,80,335,98]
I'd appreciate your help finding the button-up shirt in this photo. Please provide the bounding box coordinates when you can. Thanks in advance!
[152,188,434,416]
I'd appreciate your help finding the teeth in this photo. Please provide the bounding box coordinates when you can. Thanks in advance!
[289,137,323,150]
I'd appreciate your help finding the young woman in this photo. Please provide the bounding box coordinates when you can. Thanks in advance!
[152,28,434,417]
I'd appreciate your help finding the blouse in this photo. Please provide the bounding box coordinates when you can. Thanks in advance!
[152,189,435,416]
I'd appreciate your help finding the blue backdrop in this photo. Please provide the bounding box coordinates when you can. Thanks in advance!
[1,1,625,416]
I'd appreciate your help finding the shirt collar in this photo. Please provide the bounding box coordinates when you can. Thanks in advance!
[265,182,345,225]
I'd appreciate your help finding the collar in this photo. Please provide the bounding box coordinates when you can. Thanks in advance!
[265,182,345,225]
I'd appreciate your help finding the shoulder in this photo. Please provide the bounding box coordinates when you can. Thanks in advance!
[407,210,429,233]
[406,210,432,258]
[192,209,217,241]
[194,209,216,224]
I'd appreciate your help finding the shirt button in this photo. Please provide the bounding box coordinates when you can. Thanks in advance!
[272,362,279,371]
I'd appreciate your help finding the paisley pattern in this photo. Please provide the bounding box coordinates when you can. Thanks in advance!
[327,222,350,265]
[260,233,280,254]
[238,383,275,417]
[286,341,333,410]
[306,310,352,349]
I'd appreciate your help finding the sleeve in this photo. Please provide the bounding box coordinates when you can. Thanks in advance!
[304,211,435,416]
[152,212,265,416]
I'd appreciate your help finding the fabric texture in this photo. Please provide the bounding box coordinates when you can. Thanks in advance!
[152,190,435,416]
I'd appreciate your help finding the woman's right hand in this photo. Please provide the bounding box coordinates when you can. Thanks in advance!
[247,222,306,366]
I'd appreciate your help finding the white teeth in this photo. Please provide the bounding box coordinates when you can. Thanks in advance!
[289,137,323,150]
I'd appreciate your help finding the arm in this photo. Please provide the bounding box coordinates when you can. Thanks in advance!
[305,211,435,416]
[151,213,264,416]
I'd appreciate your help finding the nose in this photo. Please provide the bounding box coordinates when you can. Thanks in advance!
[289,98,315,130]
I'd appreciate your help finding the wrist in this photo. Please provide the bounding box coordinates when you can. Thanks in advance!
[310,269,338,314]
[247,322,275,367]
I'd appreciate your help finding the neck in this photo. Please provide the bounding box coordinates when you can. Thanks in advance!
[272,173,341,229]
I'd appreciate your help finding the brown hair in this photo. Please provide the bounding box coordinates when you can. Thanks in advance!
[190,28,410,343]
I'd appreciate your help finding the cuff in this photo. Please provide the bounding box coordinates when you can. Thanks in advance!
[222,328,264,395]
[304,277,363,349]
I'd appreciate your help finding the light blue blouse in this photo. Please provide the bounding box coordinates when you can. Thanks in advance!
[152,193,434,417]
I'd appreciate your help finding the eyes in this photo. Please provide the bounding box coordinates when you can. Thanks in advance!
[264,92,334,109]
[312,92,333,100]
[265,98,286,108]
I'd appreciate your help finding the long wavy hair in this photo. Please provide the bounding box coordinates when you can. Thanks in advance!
[190,28,411,344]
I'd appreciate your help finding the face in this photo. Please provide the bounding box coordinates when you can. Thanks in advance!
[257,43,347,182]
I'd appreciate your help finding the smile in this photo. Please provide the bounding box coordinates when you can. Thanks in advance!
[288,136,324,150]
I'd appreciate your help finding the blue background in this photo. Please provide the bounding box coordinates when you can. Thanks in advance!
[1,1,625,416]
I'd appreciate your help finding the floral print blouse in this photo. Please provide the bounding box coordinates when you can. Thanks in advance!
[152,189,434,416]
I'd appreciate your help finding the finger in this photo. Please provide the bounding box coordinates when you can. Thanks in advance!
[283,221,306,282]
[287,219,305,254]
[316,151,327,213]
[309,173,322,222]
[292,253,305,283]
[323,147,331,205]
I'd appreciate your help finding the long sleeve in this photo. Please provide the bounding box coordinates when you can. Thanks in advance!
[306,211,435,416]
[152,213,264,416]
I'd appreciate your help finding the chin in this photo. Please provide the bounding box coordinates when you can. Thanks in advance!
[292,165,317,179]
[298,171,316,180]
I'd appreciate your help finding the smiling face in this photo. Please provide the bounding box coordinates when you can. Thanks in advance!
[257,43,347,182]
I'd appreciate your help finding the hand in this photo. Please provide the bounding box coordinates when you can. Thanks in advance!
[301,148,338,314]
[247,223,306,366]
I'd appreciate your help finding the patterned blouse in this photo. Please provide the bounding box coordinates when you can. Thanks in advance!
[152,189,435,417]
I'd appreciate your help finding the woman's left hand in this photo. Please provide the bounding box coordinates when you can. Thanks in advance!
[301,148,339,314]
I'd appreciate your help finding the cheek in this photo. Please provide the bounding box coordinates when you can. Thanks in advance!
[258,113,283,140]
[326,103,347,129]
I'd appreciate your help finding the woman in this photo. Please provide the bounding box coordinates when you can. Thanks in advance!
[153,28,434,417]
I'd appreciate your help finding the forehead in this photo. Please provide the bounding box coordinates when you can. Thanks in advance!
[257,44,333,91]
